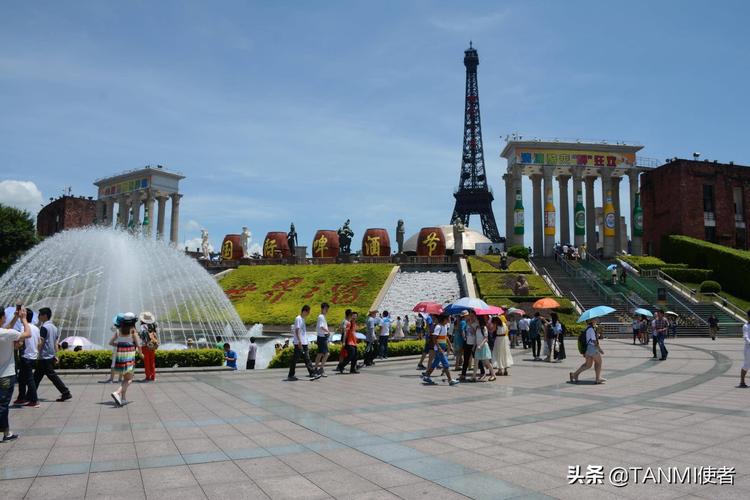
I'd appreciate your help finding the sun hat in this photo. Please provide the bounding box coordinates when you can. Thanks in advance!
[120,312,137,326]
[139,311,157,324]
[460,310,469,317]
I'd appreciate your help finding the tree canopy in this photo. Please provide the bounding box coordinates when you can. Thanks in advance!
[0,203,38,275]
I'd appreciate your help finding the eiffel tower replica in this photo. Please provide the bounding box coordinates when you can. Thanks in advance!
[449,42,501,242]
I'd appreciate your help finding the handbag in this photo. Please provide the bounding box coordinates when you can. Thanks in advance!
[146,331,159,350]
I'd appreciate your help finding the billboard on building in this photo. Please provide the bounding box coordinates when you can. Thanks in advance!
[516,149,636,168]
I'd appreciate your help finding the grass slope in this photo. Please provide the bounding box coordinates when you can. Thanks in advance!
[219,264,394,325]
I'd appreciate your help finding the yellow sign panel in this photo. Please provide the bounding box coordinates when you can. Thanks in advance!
[263,239,277,258]
[313,235,329,257]
[221,240,233,259]
[422,232,439,256]
[517,149,635,168]
[366,235,380,256]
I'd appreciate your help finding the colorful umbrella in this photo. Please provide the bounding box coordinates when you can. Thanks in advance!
[633,308,653,318]
[665,311,678,317]
[473,305,505,316]
[412,302,444,315]
[577,306,616,323]
[443,297,489,315]
[60,336,94,349]
[607,264,618,271]
[506,307,525,316]
[532,298,560,309]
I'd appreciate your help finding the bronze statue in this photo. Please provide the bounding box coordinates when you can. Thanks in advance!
[396,219,405,254]
[287,223,298,254]
[337,219,354,255]
[513,275,530,296]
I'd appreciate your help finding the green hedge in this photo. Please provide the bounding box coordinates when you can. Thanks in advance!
[475,274,552,297]
[268,340,425,369]
[467,257,532,274]
[662,235,749,297]
[661,267,712,283]
[56,348,224,369]
[507,245,530,260]
[699,280,722,293]
[620,255,691,271]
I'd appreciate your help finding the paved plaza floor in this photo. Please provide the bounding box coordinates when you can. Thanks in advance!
[1,337,749,499]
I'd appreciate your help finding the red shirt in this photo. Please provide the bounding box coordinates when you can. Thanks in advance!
[345,321,358,346]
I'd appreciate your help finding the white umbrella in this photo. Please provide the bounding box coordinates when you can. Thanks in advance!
[61,336,94,348]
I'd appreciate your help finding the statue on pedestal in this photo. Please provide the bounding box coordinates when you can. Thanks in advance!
[396,219,405,254]
[287,223,298,255]
[240,227,251,258]
[338,219,354,255]
[513,275,529,296]
[200,229,210,260]
[452,219,465,255]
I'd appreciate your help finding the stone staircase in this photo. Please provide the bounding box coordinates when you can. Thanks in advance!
[376,265,462,324]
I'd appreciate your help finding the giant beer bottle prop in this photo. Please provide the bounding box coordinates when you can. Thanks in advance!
[633,192,643,237]
[574,189,585,236]
[513,189,524,235]
[604,190,616,237]
[543,188,555,236]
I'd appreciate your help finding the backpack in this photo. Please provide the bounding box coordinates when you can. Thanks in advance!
[577,328,588,355]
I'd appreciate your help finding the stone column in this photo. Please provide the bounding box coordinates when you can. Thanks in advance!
[585,176,597,254]
[601,173,615,258]
[503,173,513,243]
[531,174,543,257]
[144,191,155,238]
[169,193,182,245]
[612,176,622,255]
[130,192,142,229]
[117,195,129,228]
[558,175,571,246]
[106,199,115,227]
[511,166,524,247]
[156,194,168,239]
[628,170,642,255]
[572,171,584,248]
[543,166,555,257]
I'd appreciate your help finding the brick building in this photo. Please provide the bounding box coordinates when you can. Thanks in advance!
[36,195,97,237]
[641,158,750,256]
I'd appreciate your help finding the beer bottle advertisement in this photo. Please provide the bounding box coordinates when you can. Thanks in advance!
[513,189,524,235]
[633,192,643,237]
[604,190,616,237]
[544,188,555,236]
[574,189,585,236]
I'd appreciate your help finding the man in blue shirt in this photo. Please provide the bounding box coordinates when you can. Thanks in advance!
[223,343,237,370]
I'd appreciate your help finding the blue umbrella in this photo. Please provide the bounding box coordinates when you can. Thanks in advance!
[633,308,653,318]
[577,305,616,323]
[607,264,617,271]
[443,297,489,315]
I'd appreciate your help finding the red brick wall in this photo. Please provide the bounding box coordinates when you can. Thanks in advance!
[37,196,97,237]
[642,159,750,256]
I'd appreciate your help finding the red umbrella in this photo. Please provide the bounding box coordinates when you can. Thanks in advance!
[473,305,504,316]
[412,302,444,314]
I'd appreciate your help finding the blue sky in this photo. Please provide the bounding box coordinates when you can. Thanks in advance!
[1,0,748,251]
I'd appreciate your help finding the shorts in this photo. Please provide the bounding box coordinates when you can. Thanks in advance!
[585,344,599,357]
[317,336,329,354]
[431,350,450,370]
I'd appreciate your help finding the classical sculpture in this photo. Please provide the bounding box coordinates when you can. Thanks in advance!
[240,226,251,258]
[287,223,298,255]
[452,219,465,255]
[338,219,354,255]
[513,275,530,296]
[396,219,405,254]
[200,229,210,260]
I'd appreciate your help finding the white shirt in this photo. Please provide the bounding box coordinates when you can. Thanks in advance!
[247,343,258,360]
[585,326,597,345]
[465,322,476,345]
[293,315,307,345]
[743,323,750,346]
[0,327,22,377]
[316,314,329,337]
[379,317,391,337]
[22,324,40,360]
[475,326,488,346]
[518,318,530,331]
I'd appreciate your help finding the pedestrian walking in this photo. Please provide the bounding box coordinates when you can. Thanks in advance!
[336,311,359,374]
[632,316,640,345]
[246,337,257,370]
[313,303,330,376]
[452,312,466,370]
[110,312,140,407]
[403,315,410,338]
[415,315,424,340]
[364,310,379,366]
[138,311,159,382]
[708,314,719,341]
[417,314,434,370]
[378,311,391,359]
[1,307,31,441]
[549,313,564,362]
[14,308,40,408]
[472,316,494,382]
[639,315,649,345]
[460,311,478,380]
[652,309,669,360]
[393,316,404,341]
[33,307,72,401]
[529,312,543,360]
[421,315,459,386]
[544,314,557,363]
[740,310,750,388]
[569,319,605,384]
[492,316,513,376]
[518,314,530,349]
[507,315,518,348]
[287,305,319,381]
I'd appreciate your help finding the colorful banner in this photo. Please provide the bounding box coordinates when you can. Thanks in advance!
[100,177,150,197]
[516,149,635,168]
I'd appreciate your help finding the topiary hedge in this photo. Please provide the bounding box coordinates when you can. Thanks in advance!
[507,245,530,260]
[475,274,553,297]
[56,348,224,369]
[467,257,533,274]
[662,267,712,283]
[268,339,425,369]
[699,280,722,293]
[662,235,749,297]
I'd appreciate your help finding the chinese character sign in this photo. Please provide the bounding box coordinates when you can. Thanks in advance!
[517,149,635,169]
[417,227,446,257]
[361,228,391,257]
[312,230,339,258]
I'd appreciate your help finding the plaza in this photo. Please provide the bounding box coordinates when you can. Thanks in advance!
[1,337,748,499]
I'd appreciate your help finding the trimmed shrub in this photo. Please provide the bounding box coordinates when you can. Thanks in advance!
[662,235,749,297]
[662,267,712,283]
[467,257,532,274]
[268,340,425,369]
[475,274,553,297]
[56,348,224,369]
[507,245,530,260]
[699,280,722,293]
[219,263,394,325]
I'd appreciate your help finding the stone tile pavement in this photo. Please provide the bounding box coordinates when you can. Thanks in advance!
[1,338,749,499]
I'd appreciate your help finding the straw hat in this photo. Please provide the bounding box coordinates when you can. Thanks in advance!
[139,311,157,324]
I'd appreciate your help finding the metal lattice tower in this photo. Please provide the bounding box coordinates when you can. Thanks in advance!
[449,42,502,242]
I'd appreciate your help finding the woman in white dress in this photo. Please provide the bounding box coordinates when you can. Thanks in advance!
[740,313,750,388]
[393,316,405,341]
[492,316,513,376]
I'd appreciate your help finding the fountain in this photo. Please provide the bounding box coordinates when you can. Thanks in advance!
[0,227,247,346]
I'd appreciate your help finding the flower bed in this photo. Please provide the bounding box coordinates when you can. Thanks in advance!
[219,263,394,325]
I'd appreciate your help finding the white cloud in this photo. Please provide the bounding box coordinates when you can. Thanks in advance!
[185,219,202,231]
[0,180,44,216]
